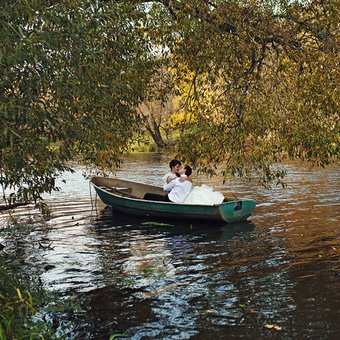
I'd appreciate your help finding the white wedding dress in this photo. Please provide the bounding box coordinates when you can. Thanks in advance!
[184,185,225,205]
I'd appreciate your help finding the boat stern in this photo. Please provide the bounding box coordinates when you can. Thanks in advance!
[219,200,256,223]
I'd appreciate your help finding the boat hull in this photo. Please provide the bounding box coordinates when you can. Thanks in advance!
[90,176,256,223]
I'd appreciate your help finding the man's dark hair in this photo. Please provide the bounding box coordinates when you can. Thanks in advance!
[184,165,192,177]
[169,159,181,169]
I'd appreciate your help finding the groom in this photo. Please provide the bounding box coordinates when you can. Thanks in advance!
[143,165,192,203]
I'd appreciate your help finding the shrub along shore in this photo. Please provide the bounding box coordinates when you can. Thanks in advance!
[0,259,77,339]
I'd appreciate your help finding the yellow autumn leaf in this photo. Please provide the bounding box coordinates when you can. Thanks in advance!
[265,324,282,331]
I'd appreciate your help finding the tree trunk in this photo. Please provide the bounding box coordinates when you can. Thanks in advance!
[148,122,167,149]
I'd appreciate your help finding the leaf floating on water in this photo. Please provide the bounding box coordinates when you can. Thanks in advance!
[196,309,217,316]
[264,324,282,331]
[109,334,129,340]
[141,221,174,227]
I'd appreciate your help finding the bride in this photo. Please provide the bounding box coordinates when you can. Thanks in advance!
[184,184,225,205]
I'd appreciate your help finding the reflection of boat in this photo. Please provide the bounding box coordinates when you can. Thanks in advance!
[90,177,256,223]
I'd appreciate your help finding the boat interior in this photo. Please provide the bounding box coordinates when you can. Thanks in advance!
[91,176,164,199]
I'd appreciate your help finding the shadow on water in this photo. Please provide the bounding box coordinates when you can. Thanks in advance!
[72,207,257,339]
[92,206,256,241]
[79,198,339,340]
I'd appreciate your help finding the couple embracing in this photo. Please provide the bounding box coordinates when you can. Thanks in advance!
[144,159,193,203]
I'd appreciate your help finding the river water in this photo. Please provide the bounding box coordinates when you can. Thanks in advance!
[0,153,339,339]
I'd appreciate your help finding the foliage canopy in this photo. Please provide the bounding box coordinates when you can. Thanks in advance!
[0,0,338,204]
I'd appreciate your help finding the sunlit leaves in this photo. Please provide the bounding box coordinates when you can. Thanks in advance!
[158,0,339,183]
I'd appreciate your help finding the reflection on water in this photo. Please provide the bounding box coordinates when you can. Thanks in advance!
[0,154,339,339]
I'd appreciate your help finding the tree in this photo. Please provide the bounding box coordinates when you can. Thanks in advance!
[0,0,338,208]
[0,0,156,206]
[137,62,183,150]
[152,0,339,184]
[138,96,180,149]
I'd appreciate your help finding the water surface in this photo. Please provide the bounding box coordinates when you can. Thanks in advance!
[0,154,339,339]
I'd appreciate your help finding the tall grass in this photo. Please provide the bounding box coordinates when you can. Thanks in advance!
[0,261,56,339]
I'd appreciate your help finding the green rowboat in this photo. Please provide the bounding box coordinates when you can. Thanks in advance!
[90,176,256,223]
